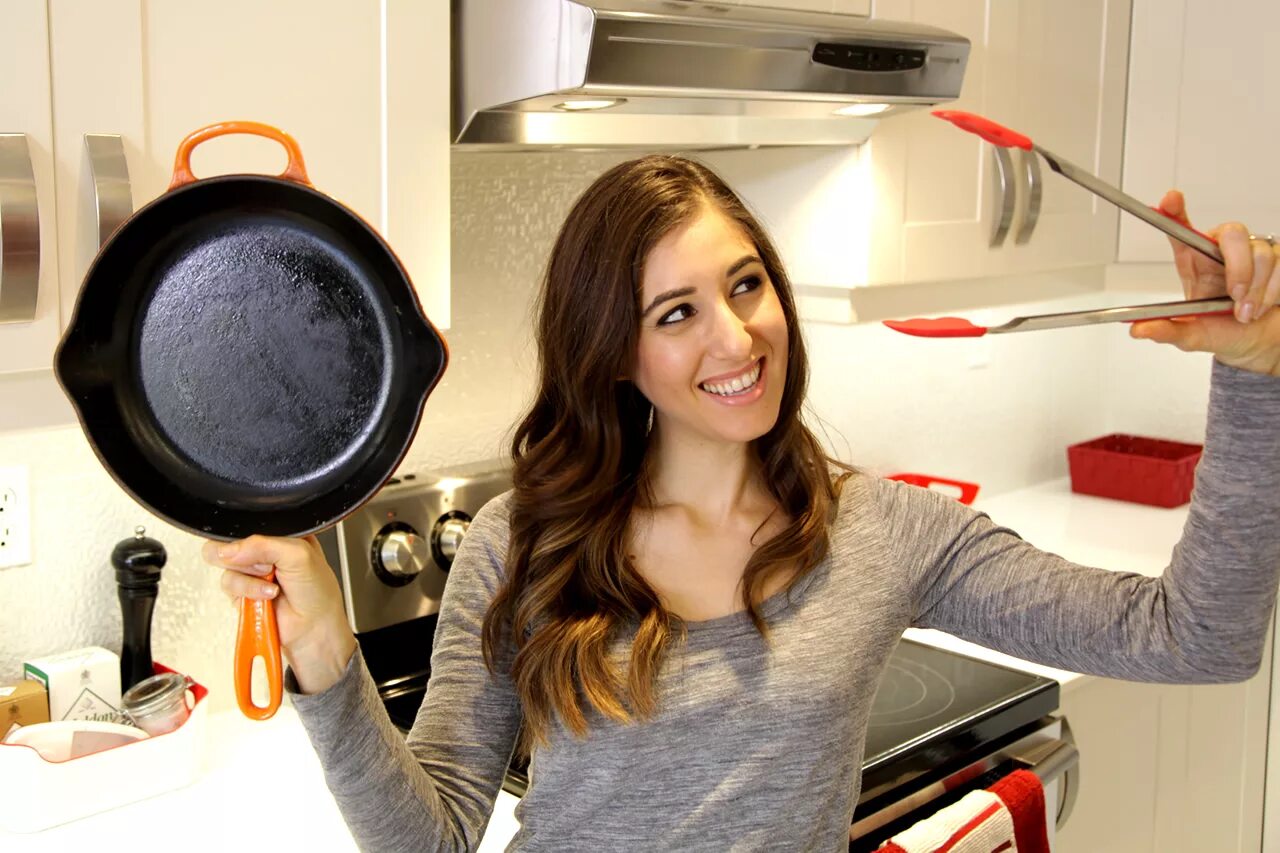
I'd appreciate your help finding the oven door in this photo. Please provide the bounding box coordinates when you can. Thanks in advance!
[850,716,1078,850]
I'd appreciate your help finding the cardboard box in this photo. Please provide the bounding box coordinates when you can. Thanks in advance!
[23,646,122,723]
[0,681,49,738]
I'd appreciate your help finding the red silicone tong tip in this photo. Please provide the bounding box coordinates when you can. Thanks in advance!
[932,110,1033,151]
[883,318,988,338]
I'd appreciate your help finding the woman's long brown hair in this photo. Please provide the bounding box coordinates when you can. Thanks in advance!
[481,154,843,748]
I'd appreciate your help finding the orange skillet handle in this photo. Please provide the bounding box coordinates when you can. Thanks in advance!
[234,567,283,720]
[169,121,311,191]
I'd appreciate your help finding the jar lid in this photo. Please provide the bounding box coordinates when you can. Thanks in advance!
[121,671,189,717]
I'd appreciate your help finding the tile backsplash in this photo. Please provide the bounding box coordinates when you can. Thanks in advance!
[0,151,1213,713]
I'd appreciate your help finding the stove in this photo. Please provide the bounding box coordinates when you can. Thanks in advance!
[314,461,529,793]
[316,464,1073,833]
[851,640,1064,850]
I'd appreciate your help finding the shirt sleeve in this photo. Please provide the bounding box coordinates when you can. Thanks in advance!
[877,360,1280,683]
[288,493,521,852]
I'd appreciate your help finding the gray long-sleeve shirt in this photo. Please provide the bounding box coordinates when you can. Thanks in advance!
[291,360,1280,851]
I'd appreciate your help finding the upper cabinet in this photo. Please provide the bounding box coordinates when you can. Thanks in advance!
[0,0,450,376]
[1119,0,1280,261]
[866,0,1132,286]
[0,1,61,373]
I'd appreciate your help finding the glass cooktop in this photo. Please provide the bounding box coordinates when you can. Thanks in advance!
[860,638,1058,797]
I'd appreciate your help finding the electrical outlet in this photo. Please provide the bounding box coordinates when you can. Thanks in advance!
[0,465,32,569]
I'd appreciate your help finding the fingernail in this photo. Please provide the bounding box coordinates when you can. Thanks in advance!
[261,584,277,598]
[217,542,240,559]
[1241,302,1255,323]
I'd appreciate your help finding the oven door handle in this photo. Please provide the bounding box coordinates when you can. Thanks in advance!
[850,720,1079,844]
[1011,734,1078,785]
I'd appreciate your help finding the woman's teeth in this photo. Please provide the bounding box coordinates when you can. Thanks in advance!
[701,361,762,397]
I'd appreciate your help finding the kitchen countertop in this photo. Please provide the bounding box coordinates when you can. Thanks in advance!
[0,699,522,852]
[3,478,1187,850]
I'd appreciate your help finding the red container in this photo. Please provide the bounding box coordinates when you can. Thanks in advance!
[1066,433,1202,508]
[886,473,980,505]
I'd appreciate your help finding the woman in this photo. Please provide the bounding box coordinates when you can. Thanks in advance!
[205,156,1280,851]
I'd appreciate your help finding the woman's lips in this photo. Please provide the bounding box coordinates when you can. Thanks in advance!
[699,357,766,405]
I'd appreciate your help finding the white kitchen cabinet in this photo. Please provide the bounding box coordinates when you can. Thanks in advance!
[1119,0,1280,261]
[1055,636,1272,852]
[864,0,1130,286]
[0,0,64,374]
[0,0,450,377]
[998,0,1130,276]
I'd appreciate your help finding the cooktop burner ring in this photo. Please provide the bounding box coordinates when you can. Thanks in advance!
[868,657,957,726]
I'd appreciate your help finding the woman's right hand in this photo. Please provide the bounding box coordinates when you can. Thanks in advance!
[202,534,357,695]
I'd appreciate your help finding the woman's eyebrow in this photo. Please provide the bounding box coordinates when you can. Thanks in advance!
[726,255,762,277]
[640,286,696,319]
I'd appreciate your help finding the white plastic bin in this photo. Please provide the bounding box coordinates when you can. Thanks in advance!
[0,663,208,833]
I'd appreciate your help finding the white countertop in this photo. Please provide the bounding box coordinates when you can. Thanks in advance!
[0,702,523,852]
[3,478,1186,850]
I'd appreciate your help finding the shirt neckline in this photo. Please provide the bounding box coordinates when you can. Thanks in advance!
[678,553,829,635]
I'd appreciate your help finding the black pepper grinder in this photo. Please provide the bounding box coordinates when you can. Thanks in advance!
[112,526,167,692]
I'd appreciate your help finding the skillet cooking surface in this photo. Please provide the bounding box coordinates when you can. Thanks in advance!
[59,177,440,538]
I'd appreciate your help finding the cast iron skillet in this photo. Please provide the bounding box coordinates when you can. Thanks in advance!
[55,122,447,719]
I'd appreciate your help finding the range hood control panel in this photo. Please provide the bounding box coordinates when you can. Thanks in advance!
[813,43,927,72]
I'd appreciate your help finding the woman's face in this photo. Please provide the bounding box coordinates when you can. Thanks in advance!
[632,203,789,447]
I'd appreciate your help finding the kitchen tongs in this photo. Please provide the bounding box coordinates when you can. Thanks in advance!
[884,297,1233,338]
[884,111,1230,338]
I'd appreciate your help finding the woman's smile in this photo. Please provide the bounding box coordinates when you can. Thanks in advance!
[699,356,766,404]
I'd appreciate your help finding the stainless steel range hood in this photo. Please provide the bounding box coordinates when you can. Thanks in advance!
[452,0,970,151]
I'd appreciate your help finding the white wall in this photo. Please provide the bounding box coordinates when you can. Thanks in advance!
[0,151,1211,713]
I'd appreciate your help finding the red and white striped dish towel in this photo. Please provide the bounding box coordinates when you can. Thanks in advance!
[877,769,1050,853]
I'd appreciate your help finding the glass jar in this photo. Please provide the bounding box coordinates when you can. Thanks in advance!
[121,672,192,735]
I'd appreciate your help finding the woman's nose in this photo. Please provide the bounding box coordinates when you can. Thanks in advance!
[706,300,753,359]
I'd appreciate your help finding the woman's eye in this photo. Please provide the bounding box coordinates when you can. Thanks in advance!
[731,275,763,297]
[657,304,695,326]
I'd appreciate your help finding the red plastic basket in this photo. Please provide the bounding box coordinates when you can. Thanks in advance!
[1066,433,1202,508]
[886,473,980,505]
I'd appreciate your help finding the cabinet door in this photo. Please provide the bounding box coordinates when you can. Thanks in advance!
[1120,0,1280,262]
[1002,0,1131,274]
[0,0,62,375]
[866,0,1018,286]
[49,0,450,329]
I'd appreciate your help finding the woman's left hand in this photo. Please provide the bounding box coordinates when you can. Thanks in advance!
[1129,189,1280,377]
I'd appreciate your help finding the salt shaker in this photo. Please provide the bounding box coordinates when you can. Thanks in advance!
[111,526,167,692]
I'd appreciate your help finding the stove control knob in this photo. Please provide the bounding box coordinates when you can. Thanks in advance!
[375,528,429,581]
[431,512,472,571]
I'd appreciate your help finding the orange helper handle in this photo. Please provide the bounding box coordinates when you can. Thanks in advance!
[234,568,283,720]
[169,120,311,191]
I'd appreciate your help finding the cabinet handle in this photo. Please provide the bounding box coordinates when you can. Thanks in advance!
[83,134,133,251]
[1014,147,1042,244]
[989,146,1015,247]
[0,133,40,324]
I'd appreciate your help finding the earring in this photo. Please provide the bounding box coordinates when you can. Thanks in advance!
[645,404,654,436]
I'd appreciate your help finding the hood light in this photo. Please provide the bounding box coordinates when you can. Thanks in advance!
[554,98,626,112]
[834,103,891,117]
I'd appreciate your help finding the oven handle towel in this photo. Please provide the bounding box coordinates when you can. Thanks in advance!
[874,769,1051,853]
